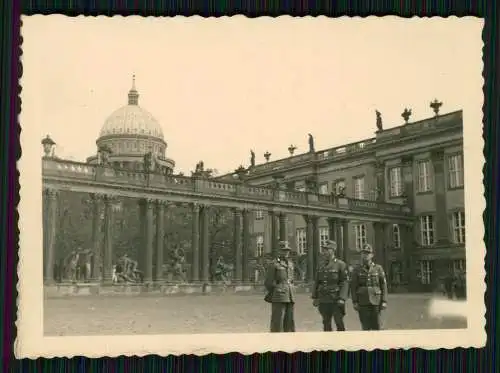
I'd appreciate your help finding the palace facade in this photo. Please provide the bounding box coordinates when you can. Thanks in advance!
[43,77,465,293]
[218,105,465,292]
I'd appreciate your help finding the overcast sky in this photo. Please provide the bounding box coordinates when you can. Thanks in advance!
[21,16,483,174]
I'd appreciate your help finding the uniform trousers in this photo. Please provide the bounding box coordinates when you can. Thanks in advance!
[318,302,346,331]
[270,302,296,332]
[357,305,382,330]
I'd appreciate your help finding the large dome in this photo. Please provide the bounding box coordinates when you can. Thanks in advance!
[97,75,164,140]
[99,104,164,139]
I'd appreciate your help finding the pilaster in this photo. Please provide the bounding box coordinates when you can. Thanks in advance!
[233,208,243,282]
[191,203,200,281]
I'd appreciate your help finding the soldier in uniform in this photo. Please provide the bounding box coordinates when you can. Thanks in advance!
[350,243,388,330]
[311,240,349,331]
[264,241,296,333]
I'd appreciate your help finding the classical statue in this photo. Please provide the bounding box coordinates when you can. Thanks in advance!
[375,110,383,131]
[143,152,152,172]
[117,254,143,283]
[80,248,94,282]
[165,247,187,282]
[213,256,234,284]
[308,133,315,153]
[250,150,256,167]
[64,250,80,283]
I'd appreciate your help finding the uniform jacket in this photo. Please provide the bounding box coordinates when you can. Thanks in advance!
[312,258,349,303]
[264,258,296,303]
[350,262,388,306]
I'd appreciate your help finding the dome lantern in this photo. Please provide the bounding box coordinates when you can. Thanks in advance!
[128,74,139,106]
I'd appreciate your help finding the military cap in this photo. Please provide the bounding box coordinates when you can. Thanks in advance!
[361,243,374,253]
[278,241,292,251]
[321,240,337,250]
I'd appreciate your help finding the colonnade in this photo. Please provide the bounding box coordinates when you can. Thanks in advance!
[42,188,409,285]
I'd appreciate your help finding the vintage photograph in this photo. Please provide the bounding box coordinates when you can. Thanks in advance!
[17,16,485,357]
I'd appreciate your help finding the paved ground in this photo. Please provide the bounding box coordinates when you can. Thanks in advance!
[44,293,467,336]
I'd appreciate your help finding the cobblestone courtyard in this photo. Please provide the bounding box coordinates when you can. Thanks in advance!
[44,293,467,336]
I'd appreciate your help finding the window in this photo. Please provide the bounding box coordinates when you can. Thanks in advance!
[392,224,401,248]
[420,215,435,246]
[448,154,464,188]
[390,261,403,285]
[452,211,466,244]
[417,160,432,192]
[296,228,306,255]
[319,227,329,251]
[255,210,264,220]
[354,224,367,250]
[452,259,466,273]
[256,234,264,257]
[318,183,328,195]
[334,180,346,195]
[296,185,306,192]
[417,260,433,285]
[389,167,403,197]
[353,177,365,200]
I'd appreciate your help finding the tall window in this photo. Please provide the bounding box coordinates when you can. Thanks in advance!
[418,260,433,285]
[448,154,464,188]
[420,215,435,246]
[255,210,264,220]
[334,180,346,195]
[354,224,367,250]
[392,224,401,248]
[255,234,264,257]
[452,259,466,273]
[353,177,365,200]
[319,227,329,251]
[318,183,328,195]
[389,167,403,197]
[417,160,432,192]
[296,228,306,255]
[452,211,466,244]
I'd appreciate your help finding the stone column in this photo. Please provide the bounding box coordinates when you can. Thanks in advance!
[338,219,350,263]
[200,205,210,282]
[90,193,104,281]
[431,150,449,244]
[373,222,387,270]
[304,215,314,282]
[191,203,200,281]
[270,210,279,253]
[143,198,155,283]
[102,195,115,284]
[312,216,320,272]
[233,208,243,282]
[279,213,288,242]
[402,155,415,211]
[155,200,165,282]
[242,209,251,282]
[375,160,386,201]
[43,188,58,285]
[327,218,336,243]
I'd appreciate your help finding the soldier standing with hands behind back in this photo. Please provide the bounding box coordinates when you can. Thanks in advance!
[311,240,349,331]
[350,243,388,330]
[264,241,296,333]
